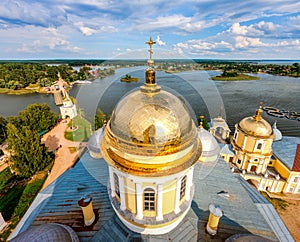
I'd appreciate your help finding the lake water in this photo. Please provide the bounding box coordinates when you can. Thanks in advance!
[0,67,299,137]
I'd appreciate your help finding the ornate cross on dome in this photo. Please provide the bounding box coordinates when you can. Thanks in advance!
[146,37,156,60]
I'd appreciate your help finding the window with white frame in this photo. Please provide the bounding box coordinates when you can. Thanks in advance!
[144,188,155,211]
[257,143,263,150]
[294,177,299,183]
[113,173,120,198]
[180,176,187,200]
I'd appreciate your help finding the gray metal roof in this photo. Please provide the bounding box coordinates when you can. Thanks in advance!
[272,136,300,170]
[10,151,283,241]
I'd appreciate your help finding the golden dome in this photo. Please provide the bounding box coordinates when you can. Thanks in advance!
[100,37,201,176]
[101,87,201,176]
[238,104,273,138]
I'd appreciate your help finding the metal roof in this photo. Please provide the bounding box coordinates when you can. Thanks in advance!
[10,151,284,241]
[272,136,300,170]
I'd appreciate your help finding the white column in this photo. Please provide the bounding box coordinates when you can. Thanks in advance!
[135,183,143,220]
[294,181,300,194]
[156,184,163,221]
[174,178,181,214]
[285,180,292,193]
[258,178,264,191]
[185,168,193,201]
[119,176,126,211]
[109,167,115,197]
[270,180,276,192]
[242,136,247,149]
[275,180,281,193]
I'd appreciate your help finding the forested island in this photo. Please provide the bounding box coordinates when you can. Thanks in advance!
[211,70,260,81]
[120,74,139,82]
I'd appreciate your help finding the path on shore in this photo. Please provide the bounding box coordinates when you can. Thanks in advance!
[41,119,86,189]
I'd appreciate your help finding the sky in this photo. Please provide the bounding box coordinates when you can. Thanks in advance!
[0,0,299,60]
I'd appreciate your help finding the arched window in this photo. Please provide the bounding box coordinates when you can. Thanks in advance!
[144,188,155,211]
[180,176,187,200]
[257,143,262,150]
[113,173,120,198]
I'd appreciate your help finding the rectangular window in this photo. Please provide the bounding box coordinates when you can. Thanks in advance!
[257,143,262,150]
[289,187,294,193]
[180,176,187,200]
[294,177,299,183]
[144,189,155,211]
[234,132,237,140]
[237,159,241,164]
[113,173,120,198]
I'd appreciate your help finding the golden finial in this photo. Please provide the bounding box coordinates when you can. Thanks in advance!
[199,115,204,128]
[146,37,156,61]
[143,37,157,86]
[255,102,263,121]
[199,121,203,129]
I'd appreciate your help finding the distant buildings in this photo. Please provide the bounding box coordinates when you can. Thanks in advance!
[219,105,300,194]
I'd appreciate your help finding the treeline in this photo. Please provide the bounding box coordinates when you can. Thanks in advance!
[213,62,300,77]
[0,63,92,90]
[0,103,56,177]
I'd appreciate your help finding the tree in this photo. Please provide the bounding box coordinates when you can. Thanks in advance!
[0,116,7,143]
[6,123,53,178]
[9,103,57,133]
[94,108,106,130]
[198,116,210,130]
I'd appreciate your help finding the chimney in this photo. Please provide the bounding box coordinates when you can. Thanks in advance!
[78,195,95,226]
[206,203,223,235]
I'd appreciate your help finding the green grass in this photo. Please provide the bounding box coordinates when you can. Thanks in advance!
[0,88,37,95]
[0,173,47,241]
[64,115,92,142]
[211,73,260,81]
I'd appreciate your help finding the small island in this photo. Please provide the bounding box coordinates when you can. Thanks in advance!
[211,70,260,81]
[120,74,139,82]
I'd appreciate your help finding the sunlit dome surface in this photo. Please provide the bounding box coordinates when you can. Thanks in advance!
[11,223,79,242]
[87,127,104,158]
[272,121,282,141]
[110,88,195,147]
[198,127,220,157]
[101,85,201,176]
[238,115,273,138]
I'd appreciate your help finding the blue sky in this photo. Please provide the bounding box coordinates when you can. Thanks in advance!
[0,0,299,59]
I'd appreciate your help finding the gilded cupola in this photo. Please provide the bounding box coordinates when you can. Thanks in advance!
[100,37,201,176]
[238,103,274,138]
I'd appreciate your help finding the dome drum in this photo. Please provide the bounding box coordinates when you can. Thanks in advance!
[101,123,201,176]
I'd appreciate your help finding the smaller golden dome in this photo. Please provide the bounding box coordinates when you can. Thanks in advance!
[238,104,273,138]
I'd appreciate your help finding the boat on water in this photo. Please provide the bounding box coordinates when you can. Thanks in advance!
[263,106,300,121]
[267,110,285,118]
[262,106,279,112]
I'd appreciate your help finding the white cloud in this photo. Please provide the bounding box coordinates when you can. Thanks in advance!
[156,36,166,46]
[234,36,266,48]
[229,22,263,36]
[74,21,117,36]
[79,26,98,36]
[173,39,233,56]
[256,21,276,33]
